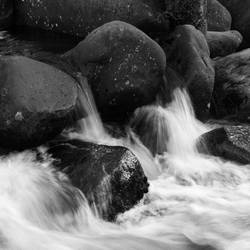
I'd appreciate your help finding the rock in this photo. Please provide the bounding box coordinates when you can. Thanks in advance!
[207,0,231,31]
[164,25,215,119]
[198,125,250,164]
[0,56,82,150]
[0,0,13,29]
[165,0,207,34]
[46,138,149,221]
[64,21,166,121]
[130,105,169,156]
[15,0,166,38]
[217,0,250,48]
[211,49,250,122]
[207,30,242,58]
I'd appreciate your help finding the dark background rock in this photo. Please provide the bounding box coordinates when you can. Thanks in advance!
[47,138,149,221]
[64,21,166,121]
[207,30,242,58]
[207,0,231,31]
[163,25,215,120]
[14,0,166,38]
[0,56,83,150]
[0,0,13,29]
[211,49,250,123]
[198,125,250,164]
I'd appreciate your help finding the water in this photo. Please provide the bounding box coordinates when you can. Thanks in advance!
[1,31,250,250]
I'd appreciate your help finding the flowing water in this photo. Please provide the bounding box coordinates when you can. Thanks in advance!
[1,31,250,250]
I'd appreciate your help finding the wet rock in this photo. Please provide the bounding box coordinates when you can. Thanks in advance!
[47,138,149,221]
[15,0,165,38]
[64,21,166,121]
[164,25,215,120]
[211,49,250,122]
[207,30,242,58]
[217,0,250,48]
[0,0,13,29]
[165,0,207,34]
[207,0,231,31]
[0,56,82,150]
[198,125,250,164]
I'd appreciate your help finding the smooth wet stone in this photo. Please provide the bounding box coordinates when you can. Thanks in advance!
[64,21,166,121]
[0,0,13,29]
[198,125,250,164]
[207,0,231,31]
[207,30,242,58]
[0,56,82,150]
[163,25,215,120]
[211,49,250,123]
[47,138,149,221]
[15,0,165,37]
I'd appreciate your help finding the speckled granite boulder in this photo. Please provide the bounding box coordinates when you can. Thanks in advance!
[47,138,149,221]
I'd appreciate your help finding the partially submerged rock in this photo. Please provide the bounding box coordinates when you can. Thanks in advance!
[0,56,82,150]
[64,21,166,121]
[47,139,149,221]
[198,125,250,164]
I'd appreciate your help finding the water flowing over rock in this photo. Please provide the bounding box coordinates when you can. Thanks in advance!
[207,0,231,31]
[198,125,250,164]
[0,0,12,29]
[0,56,82,149]
[164,0,207,34]
[64,21,166,121]
[207,30,242,58]
[211,49,250,122]
[47,138,149,221]
[14,0,165,38]
[163,25,215,119]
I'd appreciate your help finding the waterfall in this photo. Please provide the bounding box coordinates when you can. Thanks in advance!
[1,86,250,250]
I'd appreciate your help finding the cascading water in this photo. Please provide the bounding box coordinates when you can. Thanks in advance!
[1,80,250,250]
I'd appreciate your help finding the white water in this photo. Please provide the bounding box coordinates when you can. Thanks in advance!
[1,86,250,250]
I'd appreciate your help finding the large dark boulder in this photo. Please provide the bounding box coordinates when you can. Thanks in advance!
[14,0,165,37]
[207,30,242,58]
[164,25,215,119]
[198,125,250,164]
[64,21,166,121]
[211,49,250,123]
[207,0,231,31]
[164,0,207,34]
[0,56,82,150]
[0,0,12,29]
[46,138,149,221]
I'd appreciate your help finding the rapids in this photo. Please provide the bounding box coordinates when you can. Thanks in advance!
[0,73,250,250]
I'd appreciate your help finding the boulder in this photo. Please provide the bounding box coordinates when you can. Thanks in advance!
[198,125,250,164]
[207,30,242,58]
[64,21,166,121]
[207,0,231,31]
[15,0,165,37]
[0,0,12,29]
[0,56,82,150]
[46,138,149,221]
[164,25,215,119]
[165,0,207,34]
[217,0,250,48]
[211,49,250,122]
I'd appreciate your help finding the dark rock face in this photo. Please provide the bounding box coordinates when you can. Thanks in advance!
[165,0,207,34]
[211,49,250,123]
[0,0,13,29]
[0,56,81,150]
[217,0,250,47]
[207,30,242,58]
[207,0,231,31]
[198,125,250,164]
[64,21,166,121]
[15,0,165,37]
[47,139,149,221]
[164,25,215,120]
